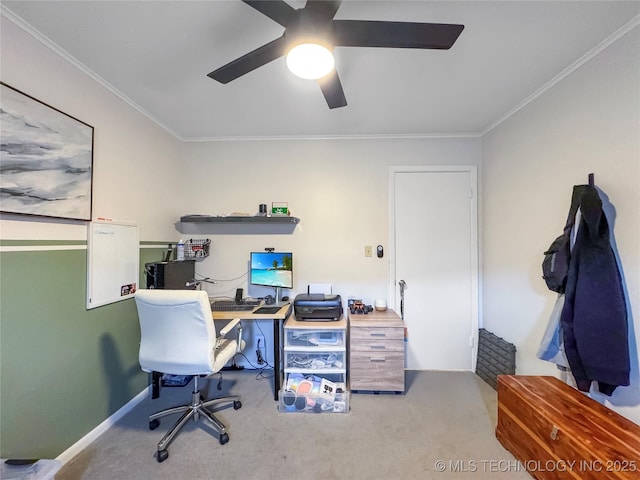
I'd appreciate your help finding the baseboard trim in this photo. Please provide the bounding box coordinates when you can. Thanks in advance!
[56,387,149,466]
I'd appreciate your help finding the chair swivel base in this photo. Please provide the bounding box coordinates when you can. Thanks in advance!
[148,389,242,463]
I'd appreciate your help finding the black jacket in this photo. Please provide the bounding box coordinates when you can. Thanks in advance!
[560,185,629,396]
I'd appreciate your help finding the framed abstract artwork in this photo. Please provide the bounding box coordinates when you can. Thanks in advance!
[0,82,94,221]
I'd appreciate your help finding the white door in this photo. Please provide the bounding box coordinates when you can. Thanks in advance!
[390,166,478,371]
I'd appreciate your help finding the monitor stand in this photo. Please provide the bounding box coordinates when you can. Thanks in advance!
[273,287,290,307]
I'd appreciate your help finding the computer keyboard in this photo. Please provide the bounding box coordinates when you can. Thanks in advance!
[210,299,260,312]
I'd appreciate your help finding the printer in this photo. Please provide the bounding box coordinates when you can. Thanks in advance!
[294,294,343,321]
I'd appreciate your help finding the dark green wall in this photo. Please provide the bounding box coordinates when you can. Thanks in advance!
[0,243,166,458]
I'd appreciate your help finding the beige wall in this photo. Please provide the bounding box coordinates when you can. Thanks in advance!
[482,26,640,424]
[0,15,182,458]
[0,17,182,241]
[179,137,480,301]
[177,138,481,367]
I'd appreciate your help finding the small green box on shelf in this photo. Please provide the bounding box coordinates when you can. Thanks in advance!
[271,202,289,216]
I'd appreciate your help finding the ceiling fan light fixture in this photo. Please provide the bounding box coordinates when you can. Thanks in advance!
[286,42,334,80]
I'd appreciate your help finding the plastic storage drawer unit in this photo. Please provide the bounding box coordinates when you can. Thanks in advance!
[279,390,349,413]
[284,350,345,372]
[285,328,345,348]
[278,373,349,413]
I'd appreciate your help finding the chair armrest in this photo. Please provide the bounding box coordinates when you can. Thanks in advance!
[216,318,243,353]
[219,318,241,337]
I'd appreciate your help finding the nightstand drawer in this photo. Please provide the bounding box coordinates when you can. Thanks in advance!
[350,351,404,391]
[350,326,404,341]
[350,351,403,371]
[350,338,404,352]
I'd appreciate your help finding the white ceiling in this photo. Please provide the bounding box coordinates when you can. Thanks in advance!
[2,1,639,141]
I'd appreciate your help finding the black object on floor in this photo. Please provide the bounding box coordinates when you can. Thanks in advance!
[475,328,516,390]
[161,374,193,387]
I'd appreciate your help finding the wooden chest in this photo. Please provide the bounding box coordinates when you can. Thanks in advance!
[496,375,640,480]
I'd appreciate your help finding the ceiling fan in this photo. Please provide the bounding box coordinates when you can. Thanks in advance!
[208,0,464,109]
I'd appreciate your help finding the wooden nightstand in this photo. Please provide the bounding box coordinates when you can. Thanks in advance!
[349,309,405,393]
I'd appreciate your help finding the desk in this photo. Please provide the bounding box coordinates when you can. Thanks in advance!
[150,302,292,401]
[212,302,292,400]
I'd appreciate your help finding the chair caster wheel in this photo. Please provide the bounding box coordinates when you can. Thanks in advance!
[219,433,229,445]
[233,400,242,410]
[157,449,169,462]
[149,419,160,430]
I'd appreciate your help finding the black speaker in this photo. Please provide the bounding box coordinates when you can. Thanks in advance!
[145,261,195,289]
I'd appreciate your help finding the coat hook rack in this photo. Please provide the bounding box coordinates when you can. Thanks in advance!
[588,173,595,186]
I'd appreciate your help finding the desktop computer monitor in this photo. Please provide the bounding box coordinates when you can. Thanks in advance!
[250,251,293,302]
[146,260,196,290]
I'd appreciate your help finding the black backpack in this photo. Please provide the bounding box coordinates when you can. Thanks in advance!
[542,233,572,293]
[542,186,589,293]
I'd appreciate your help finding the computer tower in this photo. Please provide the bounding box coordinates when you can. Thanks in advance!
[145,260,196,290]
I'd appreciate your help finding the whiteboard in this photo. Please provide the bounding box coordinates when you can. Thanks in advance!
[87,221,139,309]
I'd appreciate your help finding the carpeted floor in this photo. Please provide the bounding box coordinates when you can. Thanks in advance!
[57,370,531,479]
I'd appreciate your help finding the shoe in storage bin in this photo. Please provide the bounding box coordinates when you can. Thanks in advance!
[278,374,348,413]
[279,390,349,413]
[285,329,344,347]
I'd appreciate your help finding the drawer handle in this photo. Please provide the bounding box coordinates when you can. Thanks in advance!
[371,345,386,350]
[370,357,386,362]
[370,332,386,337]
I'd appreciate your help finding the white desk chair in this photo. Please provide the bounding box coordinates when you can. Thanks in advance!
[135,289,246,463]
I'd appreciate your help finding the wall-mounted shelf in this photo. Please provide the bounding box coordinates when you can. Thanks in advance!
[177,215,300,235]
[180,215,300,224]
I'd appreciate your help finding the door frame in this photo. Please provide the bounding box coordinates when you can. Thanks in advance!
[388,165,480,370]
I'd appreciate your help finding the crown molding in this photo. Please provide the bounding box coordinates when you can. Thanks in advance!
[482,14,640,136]
[184,132,483,142]
[4,6,637,143]
[1,6,187,141]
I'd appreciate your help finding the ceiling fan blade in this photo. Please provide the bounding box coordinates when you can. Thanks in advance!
[304,0,341,20]
[208,36,287,84]
[318,69,347,109]
[242,0,297,27]
[333,20,464,49]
